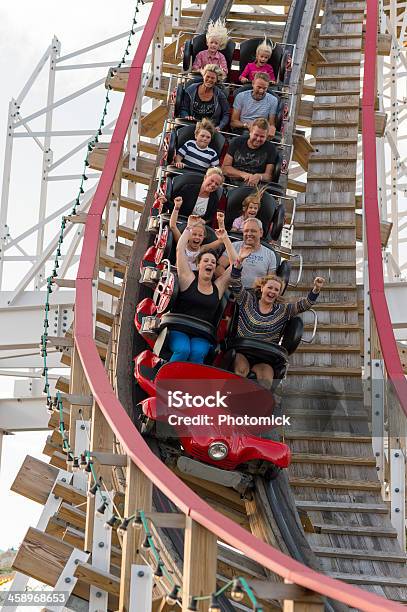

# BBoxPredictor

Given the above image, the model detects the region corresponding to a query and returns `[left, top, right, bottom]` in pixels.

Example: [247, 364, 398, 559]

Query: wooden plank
[295, 345, 360, 353]
[313, 88, 360, 95]
[307, 172, 357, 180]
[312, 524, 397, 537]
[291, 453, 375, 466]
[293, 133, 315, 170]
[53, 481, 87, 506]
[119, 195, 144, 213]
[328, 573, 407, 587]
[297, 501, 388, 513]
[58, 502, 86, 530]
[13, 527, 73, 587]
[140, 104, 169, 138]
[287, 178, 306, 192]
[11, 456, 59, 505]
[96, 308, 115, 327]
[356, 211, 392, 246]
[98, 278, 122, 298]
[56, 376, 70, 393]
[288, 366, 361, 376]
[50, 451, 69, 470]
[313, 547, 406, 562]
[117, 225, 137, 241]
[285, 431, 371, 442]
[74, 562, 120, 596]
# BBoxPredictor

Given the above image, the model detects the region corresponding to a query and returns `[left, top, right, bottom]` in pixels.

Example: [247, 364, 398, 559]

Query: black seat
[183, 33, 236, 75]
[167, 124, 225, 168]
[239, 38, 284, 84]
[225, 186, 277, 236]
[220, 302, 304, 380]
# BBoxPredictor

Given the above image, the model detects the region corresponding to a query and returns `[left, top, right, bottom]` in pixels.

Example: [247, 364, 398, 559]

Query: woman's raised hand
[173, 196, 183, 210]
[215, 228, 227, 240]
[216, 211, 225, 229]
[313, 276, 325, 292]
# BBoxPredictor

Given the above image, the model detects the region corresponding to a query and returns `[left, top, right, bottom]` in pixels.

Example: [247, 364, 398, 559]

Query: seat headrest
[225, 185, 277, 237]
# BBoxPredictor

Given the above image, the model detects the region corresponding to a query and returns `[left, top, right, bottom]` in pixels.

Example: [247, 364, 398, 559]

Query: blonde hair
[195, 117, 215, 138]
[251, 117, 270, 131]
[241, 185, 268, 214]
[202, 63, 225, 83]
[205, 167, 224, 181]
[254, 273, 285, 301]
[256, 41, 273, 59]
[206, 18, 228, 50]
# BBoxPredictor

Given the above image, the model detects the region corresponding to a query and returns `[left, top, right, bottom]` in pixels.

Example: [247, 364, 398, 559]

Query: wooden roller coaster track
[7, 0, 407, 610]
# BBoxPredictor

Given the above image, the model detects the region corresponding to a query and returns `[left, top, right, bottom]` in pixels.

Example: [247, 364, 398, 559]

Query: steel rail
[74, 0, 403, 609]
[363, 0, 407, 411]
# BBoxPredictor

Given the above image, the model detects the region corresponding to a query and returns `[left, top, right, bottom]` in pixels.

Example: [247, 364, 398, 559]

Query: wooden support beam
[85, 402, 114, 553]
[74, 562, 120, 596]
[53, 481, 87, 506]
[11, 456, 59, 504]
[119, 460, 153, 612]
[182, 518, 217, 612]
[355, 212, 392, 246]
[293, 133, 315, 170]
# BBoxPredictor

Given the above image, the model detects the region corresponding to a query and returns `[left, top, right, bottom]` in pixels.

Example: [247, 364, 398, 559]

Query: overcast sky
[0, 0, 146, 552]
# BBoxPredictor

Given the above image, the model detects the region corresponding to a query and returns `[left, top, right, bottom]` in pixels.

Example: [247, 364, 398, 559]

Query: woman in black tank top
[168, 215, 238, 364]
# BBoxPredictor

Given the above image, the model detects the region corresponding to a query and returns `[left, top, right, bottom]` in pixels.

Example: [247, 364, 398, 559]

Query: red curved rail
[74, 1, 404, 609]
[362, 0, 407, 410]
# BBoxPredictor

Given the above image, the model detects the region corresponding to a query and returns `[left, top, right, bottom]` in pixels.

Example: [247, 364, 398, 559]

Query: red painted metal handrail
[362, 0, 407, 410]
[73, 1, 404, 609]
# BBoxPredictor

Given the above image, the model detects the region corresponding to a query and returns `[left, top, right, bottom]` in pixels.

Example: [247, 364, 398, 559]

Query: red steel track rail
[73, 0, 404, 609]
[362, 0, 407, 410]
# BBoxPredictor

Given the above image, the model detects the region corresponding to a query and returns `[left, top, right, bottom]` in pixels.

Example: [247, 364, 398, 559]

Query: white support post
[371, 360, 385, 492]
[152, 18, 165, 91]
[172, 0, 181, 29]
[89, 490, 113, 612]
[35, 36, 61, 290]
[102, 199, 119, 313]
[73, 419, 90, 491]
[0, 99, 19, 289]
[389, 0, 400, 268]
[129, 565, 153, 612]
[390, 449, 406, 549]
[44, 549, 90, 612]
[126, 83, 144, 235]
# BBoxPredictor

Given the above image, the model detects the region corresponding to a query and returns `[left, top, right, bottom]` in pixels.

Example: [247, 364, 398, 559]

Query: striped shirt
[177, 140, 219, 172]
[230, 266, 319, 343]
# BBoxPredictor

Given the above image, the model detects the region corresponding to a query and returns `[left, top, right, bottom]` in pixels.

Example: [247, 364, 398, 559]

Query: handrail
[362, 0, 407, 411]
[73, 1, 403, 609]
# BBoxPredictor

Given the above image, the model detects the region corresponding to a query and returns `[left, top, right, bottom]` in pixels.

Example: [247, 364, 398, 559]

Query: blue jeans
[168, 330, 211, 364]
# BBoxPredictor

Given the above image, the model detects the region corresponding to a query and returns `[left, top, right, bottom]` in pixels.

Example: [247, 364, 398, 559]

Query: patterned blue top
[230, 265, 319, 343]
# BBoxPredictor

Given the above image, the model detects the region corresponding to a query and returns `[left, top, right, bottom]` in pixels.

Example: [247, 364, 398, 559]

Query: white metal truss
[0, 29, 146, 293]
